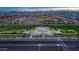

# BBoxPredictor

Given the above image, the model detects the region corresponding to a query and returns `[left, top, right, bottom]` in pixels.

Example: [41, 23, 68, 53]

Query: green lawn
[0, 24, 79, 33]
[0, 24, 78, 37]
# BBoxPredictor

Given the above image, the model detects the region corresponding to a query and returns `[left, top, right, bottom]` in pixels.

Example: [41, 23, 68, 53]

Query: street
[0, 37, 78, 51]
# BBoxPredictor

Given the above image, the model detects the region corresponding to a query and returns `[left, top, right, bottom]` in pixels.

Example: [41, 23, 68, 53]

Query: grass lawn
[0, 24, 79, 33]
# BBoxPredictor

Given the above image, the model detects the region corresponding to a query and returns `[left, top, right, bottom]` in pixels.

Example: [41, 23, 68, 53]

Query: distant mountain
[0, 7, 79, 20]
[0, 7, 79, 12]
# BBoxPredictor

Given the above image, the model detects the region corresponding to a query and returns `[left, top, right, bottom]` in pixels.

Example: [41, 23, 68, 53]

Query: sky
[0, 7, 79, 12]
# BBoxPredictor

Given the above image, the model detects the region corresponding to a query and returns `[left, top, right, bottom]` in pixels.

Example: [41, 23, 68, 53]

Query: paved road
[0, 37, 79, 41]
[0, 37, 79, 51]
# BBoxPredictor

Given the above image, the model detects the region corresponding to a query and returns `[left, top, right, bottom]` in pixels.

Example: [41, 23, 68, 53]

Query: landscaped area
[0, 24, 78, 38]
[0, 24, 79, 32]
